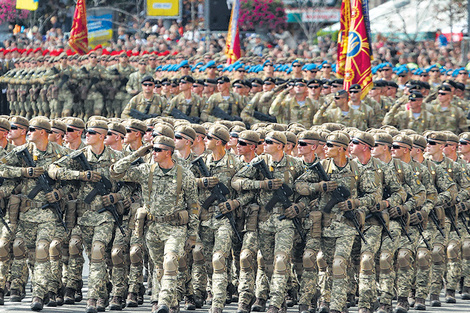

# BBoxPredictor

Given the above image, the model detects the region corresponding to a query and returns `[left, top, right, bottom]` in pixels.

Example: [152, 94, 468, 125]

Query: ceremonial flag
[336, 0, 350, 78]
[342, 0, 373, 99]
[225, 0, 241, 65]
[16, 0, 38, 11]
[68, 0, 89, 55]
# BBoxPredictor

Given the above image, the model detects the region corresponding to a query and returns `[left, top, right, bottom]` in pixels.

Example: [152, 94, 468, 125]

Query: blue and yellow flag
[342, 0, 373, 99]
[16, 0, 38, 11]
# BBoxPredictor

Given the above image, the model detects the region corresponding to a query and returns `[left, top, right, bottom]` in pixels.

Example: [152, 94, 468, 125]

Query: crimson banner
[68, 0, 89, 55]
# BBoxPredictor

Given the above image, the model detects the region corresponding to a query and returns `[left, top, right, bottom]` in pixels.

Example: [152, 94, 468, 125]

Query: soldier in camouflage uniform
[201, 77, 246, 123]
[122, 76, 163, 119]
[78, 51, 106, 120]
[194, 125, 251, 313]
[458, 132, 470, 299]
[48, 120, 127, 313]
[269, 79, 316, 128]
[294, 132, 378, 313]
[126, 58, 152, 98]
[313, 90, 367, 129]
[110, 136, 200, 313]
[425, 131, 470, 305]
[240, 78, 283, 125]
[163, 76, 204, 120]
[107, 52, 135, 118]
[428, 86, 467, 134]
[232, 131, 304, 313]
[0, 117, 70, 310]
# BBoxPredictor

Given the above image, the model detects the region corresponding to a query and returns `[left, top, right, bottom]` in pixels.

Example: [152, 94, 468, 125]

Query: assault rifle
[171, 108, 201, 124]
[253, 111, 277, 123]
[212, 107, 243, 122]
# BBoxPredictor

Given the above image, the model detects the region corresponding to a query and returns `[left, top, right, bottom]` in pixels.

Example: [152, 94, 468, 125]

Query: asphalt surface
[2, 281, 470, 313]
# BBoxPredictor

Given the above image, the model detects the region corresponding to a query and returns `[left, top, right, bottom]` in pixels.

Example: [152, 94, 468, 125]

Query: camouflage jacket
[164, 92, 203, 117]
[121, 92, 163, 119]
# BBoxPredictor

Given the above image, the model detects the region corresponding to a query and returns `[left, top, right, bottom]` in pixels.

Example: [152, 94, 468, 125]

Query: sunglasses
[155, 84, 162, 88]
[217, 81, 225, 84]
[430, 70, 439, 73]
[181, 66, 190, 69]
[179, 81, 189, 84]
[351, 139, 362, 145]
[86, 129, 99, 135]
[89, 56, 97, 59]
[252, 84, 261, 88]
[237, 140, 249, 146]
[149, 58, 156, 61]
[206, 135, 214, 140]
[10, 125, 19, 130]
[237, 70, 246, 73]
[142, 83, 154, 87]
[66, 127, 78, 133]
[126, 128, 137, 133]
[323, 86, 330, 89]
[459, 72, 467, 75]
[323, 66, 331, 69]
[265, 139, 277, 145]
[427, 140, 438, 145]
[334, 96, 346, 100]
[398, 75, 406, 78]
[438, 92, 449, 95]
[175, 134, 184, 140]
[391, 144, 404, 150]
[349, 90, 360, 94]
[234, 85, 244, 89]
[153, 147, 168, 153]
[258, 141, 264, 145]
[107, 131, 116, 136]
[28, 127, 38, 132]
[265, 64, 273, 67]
[295, 84, 306, 87]
[382, 68, 391, 71]
[326, 142, 338, 148]
[292, 64, 301, 67]
[162, 83, 171, 86]
[308, 85, 320, 89]
[298, 141, 313, 146]
[459, 141, 469, 145]
[192, 84, 200, 88]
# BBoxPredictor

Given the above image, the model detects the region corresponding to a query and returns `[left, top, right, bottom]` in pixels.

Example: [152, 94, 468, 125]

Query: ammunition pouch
[244, 204, 259, 232]
[309, 211, 322, 238]
[147, 210, 189, 226]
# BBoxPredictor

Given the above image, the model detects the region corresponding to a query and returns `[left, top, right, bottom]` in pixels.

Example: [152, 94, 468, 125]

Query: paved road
[2, 283, 470, 313]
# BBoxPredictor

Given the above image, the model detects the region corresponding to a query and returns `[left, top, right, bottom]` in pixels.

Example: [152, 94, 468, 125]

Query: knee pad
[274, 251, 288, 275]
[90, 241, 106, 263]
[69, 235, 83, 257]
[397, 249, 413, 270]
[111, 245, 125, 267]
[303, 249, 317, 271]
[192, 243, 204, 264]
[360, 251, 375, 275]
[49, 239, 62, 261]
[212, 250, 226, 274]
[36, 240, 50, 263]
[257, 250, 265, 270]
[379, 250, 393, 274]
[0, 238, 10, 262]
[432, 243, 446, 264]
[12, 237, 26, 260]
[130, 244, 143, 264]
[462, 239, 470, 260]
[240, 249, 254, 271]
[163, 252, 178, 276]
[447, 240, 461, 261]
[416, 247, 431, 270]
[317, 250, 327, 271]
[332, 256, 348, 279]
[178, 254, 187, 272]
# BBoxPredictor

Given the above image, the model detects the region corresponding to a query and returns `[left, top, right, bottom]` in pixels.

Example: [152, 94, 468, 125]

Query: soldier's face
[371, 143, 387, 158]
[218, 82, 229, 93]
[236, 140, 254, 155]
[85, 128, 104, 145]
[458, 141, 470, 154]
[443, 143, 457, 156]
[192, 84, 203, 94]
[7, 125, 24, 140]
[391, 143, 406, 158]
[144, 128, 154, 143]
[152, 145, 171, 162]
[251, 83, 262, 93]
[297, 141, 316, 157]
[264, 139, 283, 155]
[65, 127, 81, 142]
[263, 82, 274, 92]
[426, 141, 443, 155]
[179, 81, 191, 92]
[324, 142, 341, 159]
[175, 135, 190, 150]
[204, 135, 217, 151]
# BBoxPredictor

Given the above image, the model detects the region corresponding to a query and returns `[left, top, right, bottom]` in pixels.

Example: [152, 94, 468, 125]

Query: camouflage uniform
[106, 63, 135, 117]
[313, 105, 367, 130]
[428, 103, 467, 134]
[1, 141, 69, 300]
[269, 91, 317, 128]
[110, 148, 200, 308]
[382, 108, 436, 133]
[241, 89, 280, 125]
[121, 93, 163, 119]
[164, 93, 204, 118]
[48, 145, 124, 300]
[233, 153, 304, 310]
[201, 92, 245, 122]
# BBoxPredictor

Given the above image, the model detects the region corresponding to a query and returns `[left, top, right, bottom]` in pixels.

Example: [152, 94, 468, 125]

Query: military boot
[170, 303, 180, 313]
[376, 303, 392, 313]
[75, 280, 83, 302]
[127, 292, 138, 307]
[393, 296, 409, 313]
[226, 283, 236, 304]
[110, 296, 123, 310]
[408, 289, 415, 307]
[0, 288, 3, 305]
[358, 308, 370, 313]
[56, 286, 64, 306]
[194, 291, 205, 308]
[31, 296, 44, 311]
[266, 305, 279, 313]
[252, 298, 267, 312]
[86, 298, 97, 313]
[238, 302, 253, 313]
[184, 295, 196, 310]
[156, 304, 170, 313]
[462, 286, 470, 300]
[286, 288, 298, 307]
[211, 308, 223, 313]
[430, 293, 441, 307]
[298, 304, 309, 313]
[63, 287, 75, 305]
[9, 288, 22, 302]
[97, 297, 108, 312]
[318, 300, 330, 313]
[138, 284, 145, 305]
[414, 297, 426, 310]
[445, 289, 456, 303]
[46, 291, 57, 307]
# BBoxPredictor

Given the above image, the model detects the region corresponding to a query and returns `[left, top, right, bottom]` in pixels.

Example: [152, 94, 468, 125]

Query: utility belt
[258, 205, 284, 222]
[322, 211, 356, 228]
[147, 209, 189, 226]
[20, 197, 45, 212]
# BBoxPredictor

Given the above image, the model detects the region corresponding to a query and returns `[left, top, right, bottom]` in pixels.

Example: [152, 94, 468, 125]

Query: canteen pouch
[309, 210, 322, 238]
[134, 207, 148, 238]
[244, 204, 259, 232]
[173, 210, 189, 226]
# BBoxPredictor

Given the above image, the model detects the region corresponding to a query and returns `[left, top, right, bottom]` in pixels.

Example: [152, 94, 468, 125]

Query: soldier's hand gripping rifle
[72, 152, 125, 236]
[192, 157, 242, 243]
[310, 161, 368, 245]
[429, 208, 446, 238]
[16, 149, 67, 231]
[252, 159, 306, 244]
